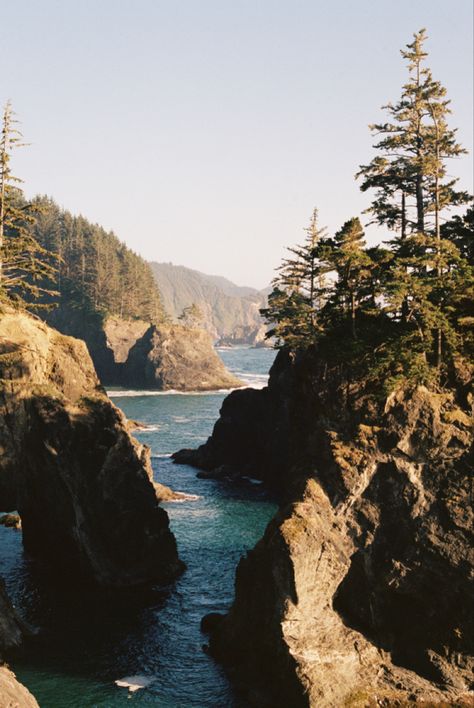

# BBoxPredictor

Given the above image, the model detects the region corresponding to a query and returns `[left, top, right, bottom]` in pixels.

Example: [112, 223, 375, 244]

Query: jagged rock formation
[0, 308, 182, 587]
[180, 349, 474, 706]
[0, 666, 38, 708]
[124, 323, 243, 391]
[150, 261, 270, 345]
[0, 580, 38, 707]
[216, 323, 272, 348]
[45, 308, 241, 390]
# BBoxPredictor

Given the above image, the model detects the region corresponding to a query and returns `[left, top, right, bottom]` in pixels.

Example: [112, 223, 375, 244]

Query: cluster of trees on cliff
[262, 29, 473, 391]
[0, 104, 164, 324]
[30, 197, 165, 322]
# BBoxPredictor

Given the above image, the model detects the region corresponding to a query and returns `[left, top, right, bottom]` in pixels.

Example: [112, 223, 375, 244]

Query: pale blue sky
[3, 0, 473, 288]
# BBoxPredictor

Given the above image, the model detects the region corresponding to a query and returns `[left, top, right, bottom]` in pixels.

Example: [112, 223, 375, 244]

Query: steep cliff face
[124, 323, 243, 391]
[0, 309, 182, 587]
[189, 350, 473, 706]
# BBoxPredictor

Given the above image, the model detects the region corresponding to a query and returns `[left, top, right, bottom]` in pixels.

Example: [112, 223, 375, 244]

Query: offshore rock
[44, 307, 242, 391]
[0, 308, 182, 587]
[201, 349, 474, 706]
[124, 323, 243, 391]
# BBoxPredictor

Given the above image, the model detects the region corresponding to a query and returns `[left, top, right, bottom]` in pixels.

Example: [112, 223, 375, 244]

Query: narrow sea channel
[0, 347, 277, 707]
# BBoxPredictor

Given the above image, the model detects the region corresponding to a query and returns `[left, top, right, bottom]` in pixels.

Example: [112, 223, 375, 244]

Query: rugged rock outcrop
[185, 349, 473, 706]
[173, 349, 292, 483]
[0, 580, 38, 707]
[124, 323, 243, 391]
[45, 307, 242, 390]
[0, 308, 182, 587]
[216, 324, 272, 348]
[0, 667, 38, 708]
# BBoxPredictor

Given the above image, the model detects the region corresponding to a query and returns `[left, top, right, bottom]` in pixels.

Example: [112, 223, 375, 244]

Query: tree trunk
[351, 291, 356, 338]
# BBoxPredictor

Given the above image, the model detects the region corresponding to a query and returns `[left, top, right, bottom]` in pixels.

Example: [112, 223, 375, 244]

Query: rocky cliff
[124, 323, 243, 391]
[0, 308, 182, 587]
[180, 349, 474, 706]
[45, 308, 241, 390]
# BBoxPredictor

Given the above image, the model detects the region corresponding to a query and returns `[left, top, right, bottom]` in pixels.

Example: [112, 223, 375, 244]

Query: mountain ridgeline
[150, 261, 270, 345]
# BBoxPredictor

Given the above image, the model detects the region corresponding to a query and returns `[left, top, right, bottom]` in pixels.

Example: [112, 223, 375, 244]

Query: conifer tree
[316, 218, 374, 339]
[0, 102, 57, 307]
[358, 30, 470, 368]
[261, 208, 327, 345]
[179, 303, 204, 328]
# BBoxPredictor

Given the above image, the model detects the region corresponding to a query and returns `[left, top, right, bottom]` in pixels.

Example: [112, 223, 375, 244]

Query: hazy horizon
[3, 0, 473, 289]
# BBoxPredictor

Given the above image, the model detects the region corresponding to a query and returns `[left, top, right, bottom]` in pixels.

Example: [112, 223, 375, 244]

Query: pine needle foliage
[264, 30, 473, 394]
[0, 102, 58, 309]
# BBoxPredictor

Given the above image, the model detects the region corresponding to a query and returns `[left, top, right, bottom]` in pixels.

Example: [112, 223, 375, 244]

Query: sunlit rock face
[199, 349, 473, 706]
[0, 308, 182, 587]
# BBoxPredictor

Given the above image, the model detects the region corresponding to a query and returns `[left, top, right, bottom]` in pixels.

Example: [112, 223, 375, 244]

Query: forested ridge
[29, 196, 165, 324]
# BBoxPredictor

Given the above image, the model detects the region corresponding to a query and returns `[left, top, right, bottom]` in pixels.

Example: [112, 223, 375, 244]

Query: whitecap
[134, 425, 161, 432]
[115, 675, 153, 692]
[166, 492, 201, 503]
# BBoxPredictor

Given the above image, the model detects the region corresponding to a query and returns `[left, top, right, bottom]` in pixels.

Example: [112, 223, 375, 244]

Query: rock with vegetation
[199, 348, 473, 707]
[124, 323, 243, 391]
[0, 307, 182, 587]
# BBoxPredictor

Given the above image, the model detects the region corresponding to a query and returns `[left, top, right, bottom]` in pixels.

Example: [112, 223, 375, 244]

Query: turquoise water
[0, 347, 277, 707]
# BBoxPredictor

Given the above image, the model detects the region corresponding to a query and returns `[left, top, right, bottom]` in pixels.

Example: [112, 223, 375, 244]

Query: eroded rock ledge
[182, 349, 473, 706]
[0, 308, 182, 587]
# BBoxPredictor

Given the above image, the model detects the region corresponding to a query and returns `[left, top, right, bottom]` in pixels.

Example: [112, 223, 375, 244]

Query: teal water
[0, 347, 277, 707]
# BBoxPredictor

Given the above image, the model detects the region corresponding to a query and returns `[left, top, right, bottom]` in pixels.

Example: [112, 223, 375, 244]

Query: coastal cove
[0, 347, 277, 707]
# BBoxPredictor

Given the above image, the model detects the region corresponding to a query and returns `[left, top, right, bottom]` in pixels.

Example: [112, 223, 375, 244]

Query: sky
[2, 0, 473, 289]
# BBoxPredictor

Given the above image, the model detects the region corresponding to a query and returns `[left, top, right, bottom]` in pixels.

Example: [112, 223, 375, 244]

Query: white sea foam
[166, 492, 201, 503]
[151, 453, 172, 459]
[115, 675, 153, 692]
[134, 424, 161, 432]
[107, 387, 248, 398]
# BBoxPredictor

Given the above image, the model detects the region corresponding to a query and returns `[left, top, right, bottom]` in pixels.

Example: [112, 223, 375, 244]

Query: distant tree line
[262, 30, 473, 393]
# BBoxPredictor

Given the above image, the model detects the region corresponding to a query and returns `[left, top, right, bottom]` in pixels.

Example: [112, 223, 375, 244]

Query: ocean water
[0, 347, 277, 707]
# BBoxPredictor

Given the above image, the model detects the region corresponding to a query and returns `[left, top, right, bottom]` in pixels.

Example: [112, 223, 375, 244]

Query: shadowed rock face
[0, 309, 182, 587]
[192, 349, 473, 706]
